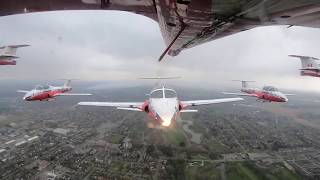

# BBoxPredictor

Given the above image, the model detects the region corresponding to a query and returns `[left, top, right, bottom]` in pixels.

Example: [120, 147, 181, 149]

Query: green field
[226, 162, 302, 180]
[185, 162, 221, 180]
[164, 128, 186, 147]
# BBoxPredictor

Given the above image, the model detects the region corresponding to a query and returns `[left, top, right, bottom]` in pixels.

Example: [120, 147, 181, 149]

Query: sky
[1, 10, 320, 92]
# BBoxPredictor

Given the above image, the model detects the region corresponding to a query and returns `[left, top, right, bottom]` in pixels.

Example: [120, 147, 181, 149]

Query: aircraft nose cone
[23, 93, 33, 101]
[158, 112, 176, 127]
[23, 96, 31, 101]
[283, 97, 288, 102]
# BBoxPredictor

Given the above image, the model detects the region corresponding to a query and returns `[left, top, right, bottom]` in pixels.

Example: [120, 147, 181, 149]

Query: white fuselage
[149, 97, 179, 126]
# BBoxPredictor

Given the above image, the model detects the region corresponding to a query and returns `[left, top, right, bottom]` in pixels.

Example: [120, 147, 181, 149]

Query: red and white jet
[0, 45, 29, 65]
[223, 80, 290, 103]
[289, 55, 320, 77]
[78, 86, 243, 127]
[17, 79, 92, 101]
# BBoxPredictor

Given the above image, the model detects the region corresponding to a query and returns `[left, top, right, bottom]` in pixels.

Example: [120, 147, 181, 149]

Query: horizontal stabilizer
[283, 94, 295, 96]
[138, 77, 181, 80]
[116, 107, 142, 111]
[0, 45, 30, 49]
[289, 55, 320, 60]
[16, 90, 29, 93]
[232, 80, 255, 82]
[0, 45, 30, 57]
[289, 55, 320, 69]
[180, 109, 198, 113]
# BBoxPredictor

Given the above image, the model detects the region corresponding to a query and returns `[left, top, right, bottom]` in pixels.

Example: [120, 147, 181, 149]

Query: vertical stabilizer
[63, 79, 72, 87]
[232, 80, 255, 88]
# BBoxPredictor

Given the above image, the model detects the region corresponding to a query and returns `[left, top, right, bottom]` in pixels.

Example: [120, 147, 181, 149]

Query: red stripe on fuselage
[0, 60, 16, 65]
[242, 89, 284, 102]
[30, 88, 70, 101]
[301, 70, 320, 77]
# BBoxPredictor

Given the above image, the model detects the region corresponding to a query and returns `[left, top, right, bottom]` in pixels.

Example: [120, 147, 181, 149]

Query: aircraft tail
[61, 79, 77, 87]
[0, 45, 29, 58]
[289, 55, 319, 70]
[232, 80, 255, 88]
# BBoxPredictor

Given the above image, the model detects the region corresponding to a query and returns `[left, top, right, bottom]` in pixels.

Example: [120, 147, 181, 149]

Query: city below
[1, 85, 320, 180]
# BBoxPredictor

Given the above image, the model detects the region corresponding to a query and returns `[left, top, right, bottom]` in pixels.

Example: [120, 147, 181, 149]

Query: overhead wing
[1, 1, 320, 58]
[54, 93, 92, 96]
[77, 102, 144, 111]
[16, 90, 29, 93]
[181, 98, 243, 107]
[222, 92, 258, 97]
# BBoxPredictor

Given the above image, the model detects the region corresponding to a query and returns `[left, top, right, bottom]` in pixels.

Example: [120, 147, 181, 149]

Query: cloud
[0, 11, 320, 92]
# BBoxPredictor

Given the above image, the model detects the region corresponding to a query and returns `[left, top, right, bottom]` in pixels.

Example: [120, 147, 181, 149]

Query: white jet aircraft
[78, 86, 243, 127]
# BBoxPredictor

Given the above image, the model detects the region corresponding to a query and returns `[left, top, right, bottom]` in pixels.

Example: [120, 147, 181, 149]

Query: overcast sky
[1, 10, 320, 92]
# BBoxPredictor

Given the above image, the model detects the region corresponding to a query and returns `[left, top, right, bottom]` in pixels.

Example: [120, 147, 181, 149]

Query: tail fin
[232, 80, 255, 88]
[289, 55, 320, 70]
[0, 45, 30, 58]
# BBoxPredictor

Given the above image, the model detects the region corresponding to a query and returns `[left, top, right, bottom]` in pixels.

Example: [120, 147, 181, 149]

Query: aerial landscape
[1, 84, 320, 179]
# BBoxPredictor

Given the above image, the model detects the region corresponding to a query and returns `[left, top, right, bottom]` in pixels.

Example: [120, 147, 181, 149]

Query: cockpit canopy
[150, 87, 177, 98]
[34, 85, 50, 90]
[262, 86, 278, 92]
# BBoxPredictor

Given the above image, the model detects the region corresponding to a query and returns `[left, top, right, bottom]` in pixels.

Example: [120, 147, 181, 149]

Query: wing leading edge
[77, 102, 145, 111]
[222, 92, 258, 97]
[181, 97, 243, 107]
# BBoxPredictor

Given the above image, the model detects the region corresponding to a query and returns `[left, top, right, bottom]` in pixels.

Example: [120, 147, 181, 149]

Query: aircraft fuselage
[23, 86, 71, 101]
[0, 59, 16, 65]
[241, 88, 288, 102]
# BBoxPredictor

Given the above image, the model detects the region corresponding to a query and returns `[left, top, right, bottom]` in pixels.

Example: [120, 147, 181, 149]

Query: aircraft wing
[222, 92, 259, 97]
[181, 98, 243, 107]
[78, 101, 144, 111]
[16, 90, 29, 93]
[54, 93, 92, 96]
